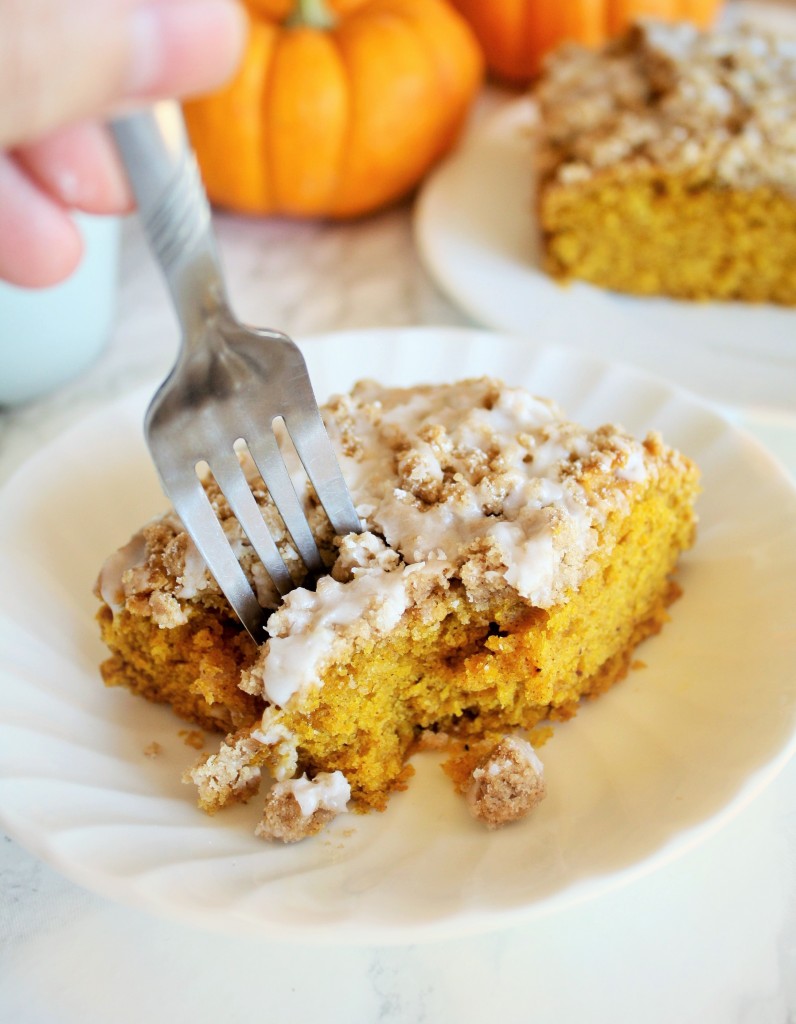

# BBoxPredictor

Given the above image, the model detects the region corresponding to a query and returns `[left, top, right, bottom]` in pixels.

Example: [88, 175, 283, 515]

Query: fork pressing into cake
[111, 103, 361, 643]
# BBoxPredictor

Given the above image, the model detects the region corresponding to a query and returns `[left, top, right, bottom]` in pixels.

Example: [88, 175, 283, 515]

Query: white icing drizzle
[260, 563, 420, 708]
[97, 530, 148, 611]
[174, 536, 208, 599]
[271, 771, 350, 818]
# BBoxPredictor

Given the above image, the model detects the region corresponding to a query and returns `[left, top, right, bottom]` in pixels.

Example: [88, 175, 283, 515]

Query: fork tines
[147, 354, 361, 643]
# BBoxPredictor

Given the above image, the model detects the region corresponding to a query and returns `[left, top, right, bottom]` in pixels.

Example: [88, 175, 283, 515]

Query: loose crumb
[255, 772, 351, 843]
[256, 791, 336, 844]
[466, 736, 547, 829]
[178, 729, 205, 750]
[413, 729, 453, 753]
[143, 741, 162, 758]
[528, 725, 554, 748]
[441, 735, 505, 792]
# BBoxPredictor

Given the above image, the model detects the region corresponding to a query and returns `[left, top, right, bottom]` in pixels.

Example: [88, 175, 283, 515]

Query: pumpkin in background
[449, 0, 724, 85]
[184, 0, 483, 218]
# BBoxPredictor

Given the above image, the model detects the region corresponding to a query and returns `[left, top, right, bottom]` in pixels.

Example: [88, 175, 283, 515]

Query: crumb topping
[466, 736, 547, 829]
[188, 730, 264, 810]
[327, 378, 651, 601]
[239, 379, 659, 710]
[255, 771, 350, 843]
[95, 465, 317, 625]
[535, 20, 796, 192]
[97, 379, 655, 637]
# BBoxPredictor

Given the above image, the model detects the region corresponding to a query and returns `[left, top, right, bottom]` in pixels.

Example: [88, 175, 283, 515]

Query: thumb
[0, 0, 247, 148]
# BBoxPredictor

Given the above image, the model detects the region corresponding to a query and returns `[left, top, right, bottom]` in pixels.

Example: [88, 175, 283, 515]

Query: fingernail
[126, 0, 246, 99]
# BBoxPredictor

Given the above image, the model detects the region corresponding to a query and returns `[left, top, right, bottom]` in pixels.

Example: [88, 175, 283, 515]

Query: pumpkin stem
[288, 0, 336, 29]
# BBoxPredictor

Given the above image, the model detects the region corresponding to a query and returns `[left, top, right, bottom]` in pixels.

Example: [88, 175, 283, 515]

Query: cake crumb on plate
[466, 736, 547, 829]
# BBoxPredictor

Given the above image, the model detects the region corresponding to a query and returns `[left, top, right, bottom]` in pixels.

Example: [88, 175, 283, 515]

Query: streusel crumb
[255, 792, 337, 843]
[536, 21, 796, 192]
[466, 737, 546, 829]
[255, 773, 350, 843]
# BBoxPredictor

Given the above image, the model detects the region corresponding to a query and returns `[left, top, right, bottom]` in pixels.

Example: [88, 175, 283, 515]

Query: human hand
[0, 0, 246, 288]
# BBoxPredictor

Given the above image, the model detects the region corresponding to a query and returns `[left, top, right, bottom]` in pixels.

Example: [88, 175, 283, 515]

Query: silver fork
[110, 103, 361, 643]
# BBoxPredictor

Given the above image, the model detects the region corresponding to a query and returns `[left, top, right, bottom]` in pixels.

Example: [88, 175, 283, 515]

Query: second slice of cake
[535, 20, 796, 304]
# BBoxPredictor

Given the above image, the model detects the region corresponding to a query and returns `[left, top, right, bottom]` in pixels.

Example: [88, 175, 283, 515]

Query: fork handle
[111, 103, 229, 338]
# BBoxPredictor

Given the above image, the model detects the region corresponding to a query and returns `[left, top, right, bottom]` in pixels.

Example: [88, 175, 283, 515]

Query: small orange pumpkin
[183, 0, 483, 218]
[449, 0, 724, 85]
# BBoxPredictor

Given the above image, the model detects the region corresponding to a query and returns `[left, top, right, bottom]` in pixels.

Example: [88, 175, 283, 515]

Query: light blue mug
[0, 213, 120, 406]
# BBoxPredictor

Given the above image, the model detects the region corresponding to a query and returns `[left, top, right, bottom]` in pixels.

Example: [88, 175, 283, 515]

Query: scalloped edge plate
[1, 326, 795, 944]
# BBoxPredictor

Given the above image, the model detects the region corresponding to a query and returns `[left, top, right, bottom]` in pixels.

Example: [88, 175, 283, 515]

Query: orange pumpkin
[449, 0, 724, 85]
[247, 0, 366, 16]
[184, 0, 483, 218]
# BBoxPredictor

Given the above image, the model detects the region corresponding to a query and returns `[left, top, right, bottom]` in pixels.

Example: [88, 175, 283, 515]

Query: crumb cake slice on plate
[96, 378, 699, 841]
[535, 20, 796, 304]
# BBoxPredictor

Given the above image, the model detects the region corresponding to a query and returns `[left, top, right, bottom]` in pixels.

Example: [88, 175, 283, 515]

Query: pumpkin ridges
[517, 0, 605, 79]
[560, 1, 605, 51]
[522, 0, 550, 80]
[266, 28, 349, 214]
[259, 28, 279, 214]
[450, 1, 524, 85]
[245, 0, 366, 20]
[323, 25, 357, 215]
[184, 16, 277, 212]
[326, 0, 367, 14]
[185, 0, 482, 217]
[524, 0, 605, 73]
[492, 0, 527, 80]
[330, 6, 443, 217]
[377, 0, 483, 163]
[247, 0, 293, 20]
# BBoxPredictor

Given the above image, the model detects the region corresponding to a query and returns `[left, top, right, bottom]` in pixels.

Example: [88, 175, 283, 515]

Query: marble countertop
[3, 6, 796, 1019]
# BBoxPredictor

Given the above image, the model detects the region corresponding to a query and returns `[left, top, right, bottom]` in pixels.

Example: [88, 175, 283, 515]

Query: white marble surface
[3, 5, 796, 1017]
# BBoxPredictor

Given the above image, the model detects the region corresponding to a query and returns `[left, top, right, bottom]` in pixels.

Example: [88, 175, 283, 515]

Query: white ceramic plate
[2, 327, 795, 944]
[414, 99, 796, 414]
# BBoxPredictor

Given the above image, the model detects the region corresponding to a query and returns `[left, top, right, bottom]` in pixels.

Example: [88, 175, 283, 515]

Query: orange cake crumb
[179, 729, 206, 750]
